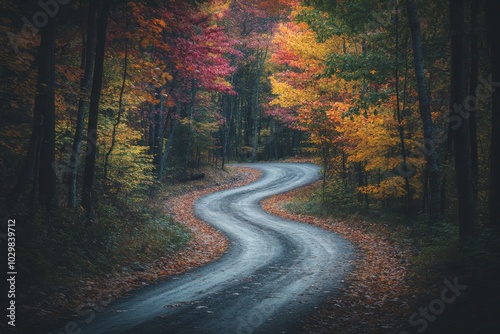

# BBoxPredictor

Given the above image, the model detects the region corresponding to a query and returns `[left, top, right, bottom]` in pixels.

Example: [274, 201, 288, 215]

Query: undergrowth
[285, 181, 500, 333]
[0, 164, 246, 333]
[6, 185, 190, 311]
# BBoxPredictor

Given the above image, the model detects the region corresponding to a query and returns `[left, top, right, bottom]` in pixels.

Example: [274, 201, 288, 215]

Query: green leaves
[325, 52, 392, 83]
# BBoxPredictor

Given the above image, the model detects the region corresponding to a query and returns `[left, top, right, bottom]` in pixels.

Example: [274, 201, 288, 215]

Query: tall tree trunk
[154, 88, 165, 179]
[405, 0, 442, 222]
[469, 0, 479, 200]
[184, 78, 197, 170]
[245, 93, 252, 151]
[38, 19, 57, 209]
[222, 93, 234, 169]
[394, 0, 411, 213]
[321, 143, 329, 202]
[485, 0, 500, 230]
[251, 82, 260, 162]
[12, 19, 57, 210]
[160, 116, 177, 179]
[68, 0, 97, 209]
[252, 46, 269, 162]
[236, 93, 243, 158]
[450, 0, 477, 237]
[82, 0, 111, 215]
[104, 39, 128, 180]
[148, 104, 155, 154]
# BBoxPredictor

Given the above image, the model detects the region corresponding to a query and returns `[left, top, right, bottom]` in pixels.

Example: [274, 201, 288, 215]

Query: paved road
[70, 163, 353, 334]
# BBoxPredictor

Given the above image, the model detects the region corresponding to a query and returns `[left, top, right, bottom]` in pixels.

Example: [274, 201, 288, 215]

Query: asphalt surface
[66, 163, 353, 334]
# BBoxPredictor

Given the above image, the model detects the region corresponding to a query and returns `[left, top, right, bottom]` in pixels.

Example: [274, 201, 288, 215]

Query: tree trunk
[469, 0, 479, 200]
[485, 0, 500, 230]
[405, 0, 442, 223]
[160, 104, 179, 180]
[450, 0, 477, 237]
[148, 104, 155, 154]
[154, 88, 165, 179]
[184, 78, 197, 170]
[104, 38, 128, 180]
[252, 46, 269, 162]
[12, 19, 57, 210]
[68, 0, 97, 208]
[236, 93, 243, 158]
[394, 1, 411, 213]
[82, 0, 111, 215]
[38, 20, 57, 209]
[251, 82, 260, 162]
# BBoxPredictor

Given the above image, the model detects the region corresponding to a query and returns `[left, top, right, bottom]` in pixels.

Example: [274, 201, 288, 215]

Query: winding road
[73, 163, 353, 334]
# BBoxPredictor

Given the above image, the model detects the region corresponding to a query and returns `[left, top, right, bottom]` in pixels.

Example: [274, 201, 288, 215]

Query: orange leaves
[261, 183, 417, 332]
[336, 108, 426, 200]
[126, 166, 261, 279]
[24, 166, 261, 329]
[269, 9, 354, 161]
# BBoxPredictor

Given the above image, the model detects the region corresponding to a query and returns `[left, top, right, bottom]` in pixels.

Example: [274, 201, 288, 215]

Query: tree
[405, 0, 442, 222]
[469, 0, 479, 200]
[82, 0, 112, 215]
[104, 33, 129, 180]
[485, 0, 500, 230]
[449, 0, 477, 237]
[12, 17, 57, 210]
[68, 0, 97, 208]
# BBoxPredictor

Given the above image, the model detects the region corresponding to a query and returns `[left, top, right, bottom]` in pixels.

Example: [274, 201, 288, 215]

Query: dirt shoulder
[27, 166, 261, 332]
[261, 181, 418, 333]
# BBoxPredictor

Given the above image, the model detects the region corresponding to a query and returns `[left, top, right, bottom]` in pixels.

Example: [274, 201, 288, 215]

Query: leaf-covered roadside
[162, 166, 261, 276]
[21, 166, 260, 333]
[261, 181, 418, 333]
[263, 181, 500, 333]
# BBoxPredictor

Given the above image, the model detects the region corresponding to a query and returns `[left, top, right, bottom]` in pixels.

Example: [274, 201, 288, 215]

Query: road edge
[261, 181, 416, 333]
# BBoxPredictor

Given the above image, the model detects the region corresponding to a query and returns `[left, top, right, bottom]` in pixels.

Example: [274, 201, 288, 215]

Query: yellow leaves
[269, 14, 357, 150]
[360, 177, 408, 199]
[199, 0, 230, 21]
[213, 77, 232, 91]
[331, 100, 427, 201]
[359, 174, 423, 200]
[98, 118, 155, 196]
[267, 5, 430, 204]
[269, 77, 310, 108]
[161, 72, 173, 83]
[272, 20, 330, 71]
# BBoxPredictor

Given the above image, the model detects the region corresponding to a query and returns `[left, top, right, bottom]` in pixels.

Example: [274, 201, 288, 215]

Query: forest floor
[262, 181, 417, 333]
[19, 165, 261, 333]
[262, 180, 500, 334]
[15, 162, 500, 334]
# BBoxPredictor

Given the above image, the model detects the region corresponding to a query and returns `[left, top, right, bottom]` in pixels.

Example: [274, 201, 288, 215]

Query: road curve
[71, 163, 353, 334]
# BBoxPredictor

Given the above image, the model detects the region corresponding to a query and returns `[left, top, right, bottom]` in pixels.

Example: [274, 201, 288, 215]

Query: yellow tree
[269, 9, 354, 197]
[269, 6, 427, 206]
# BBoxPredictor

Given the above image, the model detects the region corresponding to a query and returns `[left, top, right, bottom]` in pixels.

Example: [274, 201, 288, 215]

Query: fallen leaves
[261, 181, 417, 333]
[157, 166, 261, 278]
[24, 166, 261, 331]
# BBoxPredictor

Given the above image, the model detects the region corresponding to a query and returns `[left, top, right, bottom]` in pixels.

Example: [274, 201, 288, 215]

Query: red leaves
[130, 0, 241, 102]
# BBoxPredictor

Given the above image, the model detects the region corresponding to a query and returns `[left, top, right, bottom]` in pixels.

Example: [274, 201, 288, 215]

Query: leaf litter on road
[261, 181, 418, 333]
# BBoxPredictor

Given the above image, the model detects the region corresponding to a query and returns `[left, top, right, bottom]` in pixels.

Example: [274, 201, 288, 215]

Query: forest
[1, 0, 499, 333]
